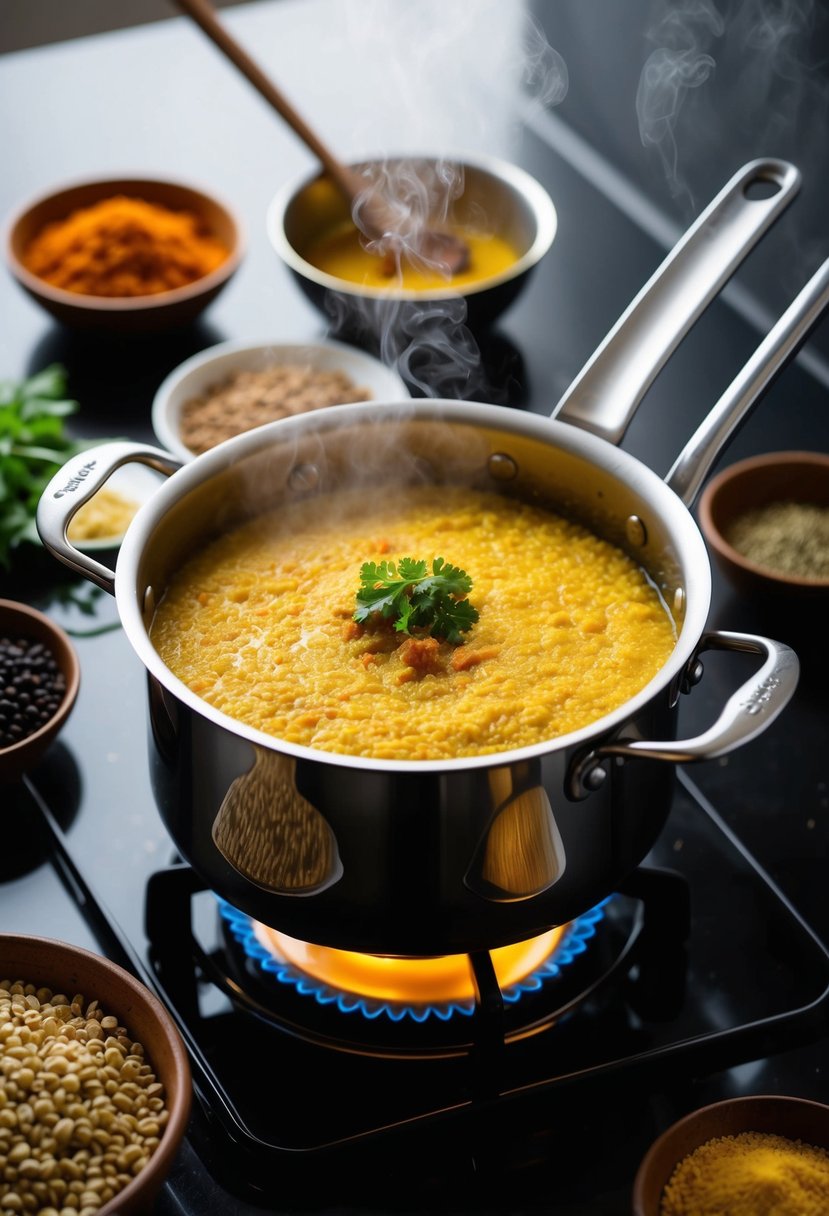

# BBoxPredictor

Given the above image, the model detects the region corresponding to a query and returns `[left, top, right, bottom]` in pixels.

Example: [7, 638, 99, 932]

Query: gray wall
[530, 0, 829, 355]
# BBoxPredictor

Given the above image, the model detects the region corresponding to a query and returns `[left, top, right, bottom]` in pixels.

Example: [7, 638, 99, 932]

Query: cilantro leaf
[0, 365, 86, 568]
[354, 556, 479, 642]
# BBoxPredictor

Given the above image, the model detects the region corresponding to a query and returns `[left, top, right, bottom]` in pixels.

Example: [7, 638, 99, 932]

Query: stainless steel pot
[38, 160, 829, 955]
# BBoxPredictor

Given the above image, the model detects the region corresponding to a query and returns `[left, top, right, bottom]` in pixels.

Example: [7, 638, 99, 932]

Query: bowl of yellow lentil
[5, 176, 243, 332]
[632, 1094, 829, 1216]
[698, 451, 829, 600]
[0, 934, 191, 1216]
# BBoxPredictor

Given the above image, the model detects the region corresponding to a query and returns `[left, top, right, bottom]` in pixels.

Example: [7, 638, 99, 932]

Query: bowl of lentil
[632, 1094, 829, 1216]
[5, 176, 243, 332]
[151, 337, 410, 461]
[0, 600, 80, 785]
[0, 933, 191, 1216]
[698, 450, 829, 599]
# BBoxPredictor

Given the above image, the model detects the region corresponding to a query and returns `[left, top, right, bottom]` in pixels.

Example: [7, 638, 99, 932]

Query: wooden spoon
[174, 0, 470, 275]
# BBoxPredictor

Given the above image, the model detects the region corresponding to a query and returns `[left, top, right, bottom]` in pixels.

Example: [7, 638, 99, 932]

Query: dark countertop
[2, 4, 829, 1213]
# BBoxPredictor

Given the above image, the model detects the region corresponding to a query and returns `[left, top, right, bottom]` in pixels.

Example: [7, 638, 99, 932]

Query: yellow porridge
[150, 486, 676, 761]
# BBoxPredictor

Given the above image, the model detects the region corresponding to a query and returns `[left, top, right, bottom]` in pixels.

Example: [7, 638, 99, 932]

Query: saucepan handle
[569, 631, 798, 797]
[552, 159, 800, 444]
[36, 440, 181, 596]
[666, 255, 829, 506]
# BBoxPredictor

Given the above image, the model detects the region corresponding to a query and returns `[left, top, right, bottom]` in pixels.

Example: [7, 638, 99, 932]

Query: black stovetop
[3, 4, 829, 1213]
[7, 768, 829, 1214]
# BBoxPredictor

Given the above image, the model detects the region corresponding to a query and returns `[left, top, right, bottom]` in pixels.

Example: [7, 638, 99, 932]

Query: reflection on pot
[212, 748, 343, 896]
[465, 764, 566, 901]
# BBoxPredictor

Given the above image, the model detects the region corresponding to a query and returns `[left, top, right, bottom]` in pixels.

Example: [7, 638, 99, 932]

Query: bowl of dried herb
[698, 450, 829, 600]
[0, 599, 80, 784]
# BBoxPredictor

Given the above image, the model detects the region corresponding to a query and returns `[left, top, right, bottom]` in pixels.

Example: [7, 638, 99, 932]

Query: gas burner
[218, 898, 608, 1024]
[215, 889, 644, 1057]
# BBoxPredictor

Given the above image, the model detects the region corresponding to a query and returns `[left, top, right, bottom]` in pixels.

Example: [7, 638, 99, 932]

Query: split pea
[1, 980, 169, 1216]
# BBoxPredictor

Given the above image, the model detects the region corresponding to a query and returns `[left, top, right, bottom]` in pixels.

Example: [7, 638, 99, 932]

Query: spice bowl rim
[0, 598, 80, 784]
[266, 147, 557, 305]
[631, 1093, 829, 1216]
[4, 173, 245, 327]
[0, 932, 192, 1216]
[698, 449, 829, 592]
[150, 334, 412, 461]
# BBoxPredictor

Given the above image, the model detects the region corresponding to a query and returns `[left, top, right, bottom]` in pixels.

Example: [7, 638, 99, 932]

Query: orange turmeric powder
[661, 1129, 829, 1215]
[22, 195, 229, 297]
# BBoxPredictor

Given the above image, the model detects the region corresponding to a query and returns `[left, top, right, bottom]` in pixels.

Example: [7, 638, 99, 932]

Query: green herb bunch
[0, 365, 84, 567]
[354, 556, 479, 645]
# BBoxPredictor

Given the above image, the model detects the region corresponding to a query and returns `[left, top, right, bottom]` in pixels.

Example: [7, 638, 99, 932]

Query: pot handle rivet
[681, 658, 705, 694]
[567, 754, 608, 801]
[488, 452, 518, 481]
[625, 515, 648, 547]
[287, 463, 320, 493]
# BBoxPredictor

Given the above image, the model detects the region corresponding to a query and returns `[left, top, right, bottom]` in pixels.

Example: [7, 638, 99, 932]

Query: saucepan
[37, 159, 829, 956]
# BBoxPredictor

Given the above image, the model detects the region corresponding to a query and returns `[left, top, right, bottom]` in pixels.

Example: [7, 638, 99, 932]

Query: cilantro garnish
[354, 556, 479, 645]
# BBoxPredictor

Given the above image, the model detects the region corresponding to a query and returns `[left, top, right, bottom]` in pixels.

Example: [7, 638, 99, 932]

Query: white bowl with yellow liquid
[267, 151, 556, 340]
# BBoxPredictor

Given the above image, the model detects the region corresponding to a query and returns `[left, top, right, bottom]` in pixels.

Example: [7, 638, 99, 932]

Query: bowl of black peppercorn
[0, 599, 80, 784]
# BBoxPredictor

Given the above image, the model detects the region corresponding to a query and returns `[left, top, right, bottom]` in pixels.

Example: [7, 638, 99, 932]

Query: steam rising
[637, 0, 828, 209]
[320, 1, 567, 402]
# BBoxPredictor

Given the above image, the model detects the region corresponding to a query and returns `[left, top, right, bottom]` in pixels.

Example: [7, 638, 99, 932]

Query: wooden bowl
[0, 933, 191, 1215]
[5, 176, 244, 332]
[0, 599, 80, 784]
[698, 450, 829, 599]
[632, 1094, 829, 1215]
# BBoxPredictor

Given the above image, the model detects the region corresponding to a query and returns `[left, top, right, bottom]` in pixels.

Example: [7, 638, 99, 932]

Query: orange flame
[252, 923, 567, 1004]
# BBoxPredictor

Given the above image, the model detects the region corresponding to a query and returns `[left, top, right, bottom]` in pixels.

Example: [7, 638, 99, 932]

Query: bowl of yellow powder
[5, 176, 244, 332]
[698, 451, 829, 601]
[632, 1094, 829, 1216]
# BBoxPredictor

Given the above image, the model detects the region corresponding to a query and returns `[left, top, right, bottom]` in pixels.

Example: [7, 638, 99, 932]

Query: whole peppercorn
[0, 634, 66, 749]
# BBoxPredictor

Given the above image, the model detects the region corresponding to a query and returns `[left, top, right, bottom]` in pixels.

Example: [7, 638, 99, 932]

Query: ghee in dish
[150, 486, 676, 761]
[302, 220, 518, 291]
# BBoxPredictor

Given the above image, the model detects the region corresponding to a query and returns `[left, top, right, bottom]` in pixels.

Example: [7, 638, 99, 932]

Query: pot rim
[118, 398, 711, 774]
[266, 147, 558, 303]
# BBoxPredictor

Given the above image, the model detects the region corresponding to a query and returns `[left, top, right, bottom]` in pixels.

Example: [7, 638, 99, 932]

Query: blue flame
[219, 899, 609, 1024]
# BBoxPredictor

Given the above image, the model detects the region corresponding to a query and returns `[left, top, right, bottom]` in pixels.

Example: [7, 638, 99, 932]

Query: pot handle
[551, 159, 800, 445]
[569, 631, 798, 798]
[36, 440, 181, 596]
[665, 255, 829, 506]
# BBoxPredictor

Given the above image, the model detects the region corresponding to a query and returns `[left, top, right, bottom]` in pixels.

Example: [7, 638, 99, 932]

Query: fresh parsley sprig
[0, 365, 85, 567]
[354, 556, 479, 645]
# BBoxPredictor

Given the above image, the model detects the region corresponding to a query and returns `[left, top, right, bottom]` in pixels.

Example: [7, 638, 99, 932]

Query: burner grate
[218, 897, 609, 1025]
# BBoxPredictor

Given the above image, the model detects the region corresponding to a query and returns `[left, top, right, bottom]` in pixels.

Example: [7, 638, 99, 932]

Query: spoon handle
[173, 0, 363, 203]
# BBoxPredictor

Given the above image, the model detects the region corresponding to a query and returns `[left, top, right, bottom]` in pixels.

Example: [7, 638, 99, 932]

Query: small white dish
[66, 464, 165, 552]
[151, 338, 410, 462]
